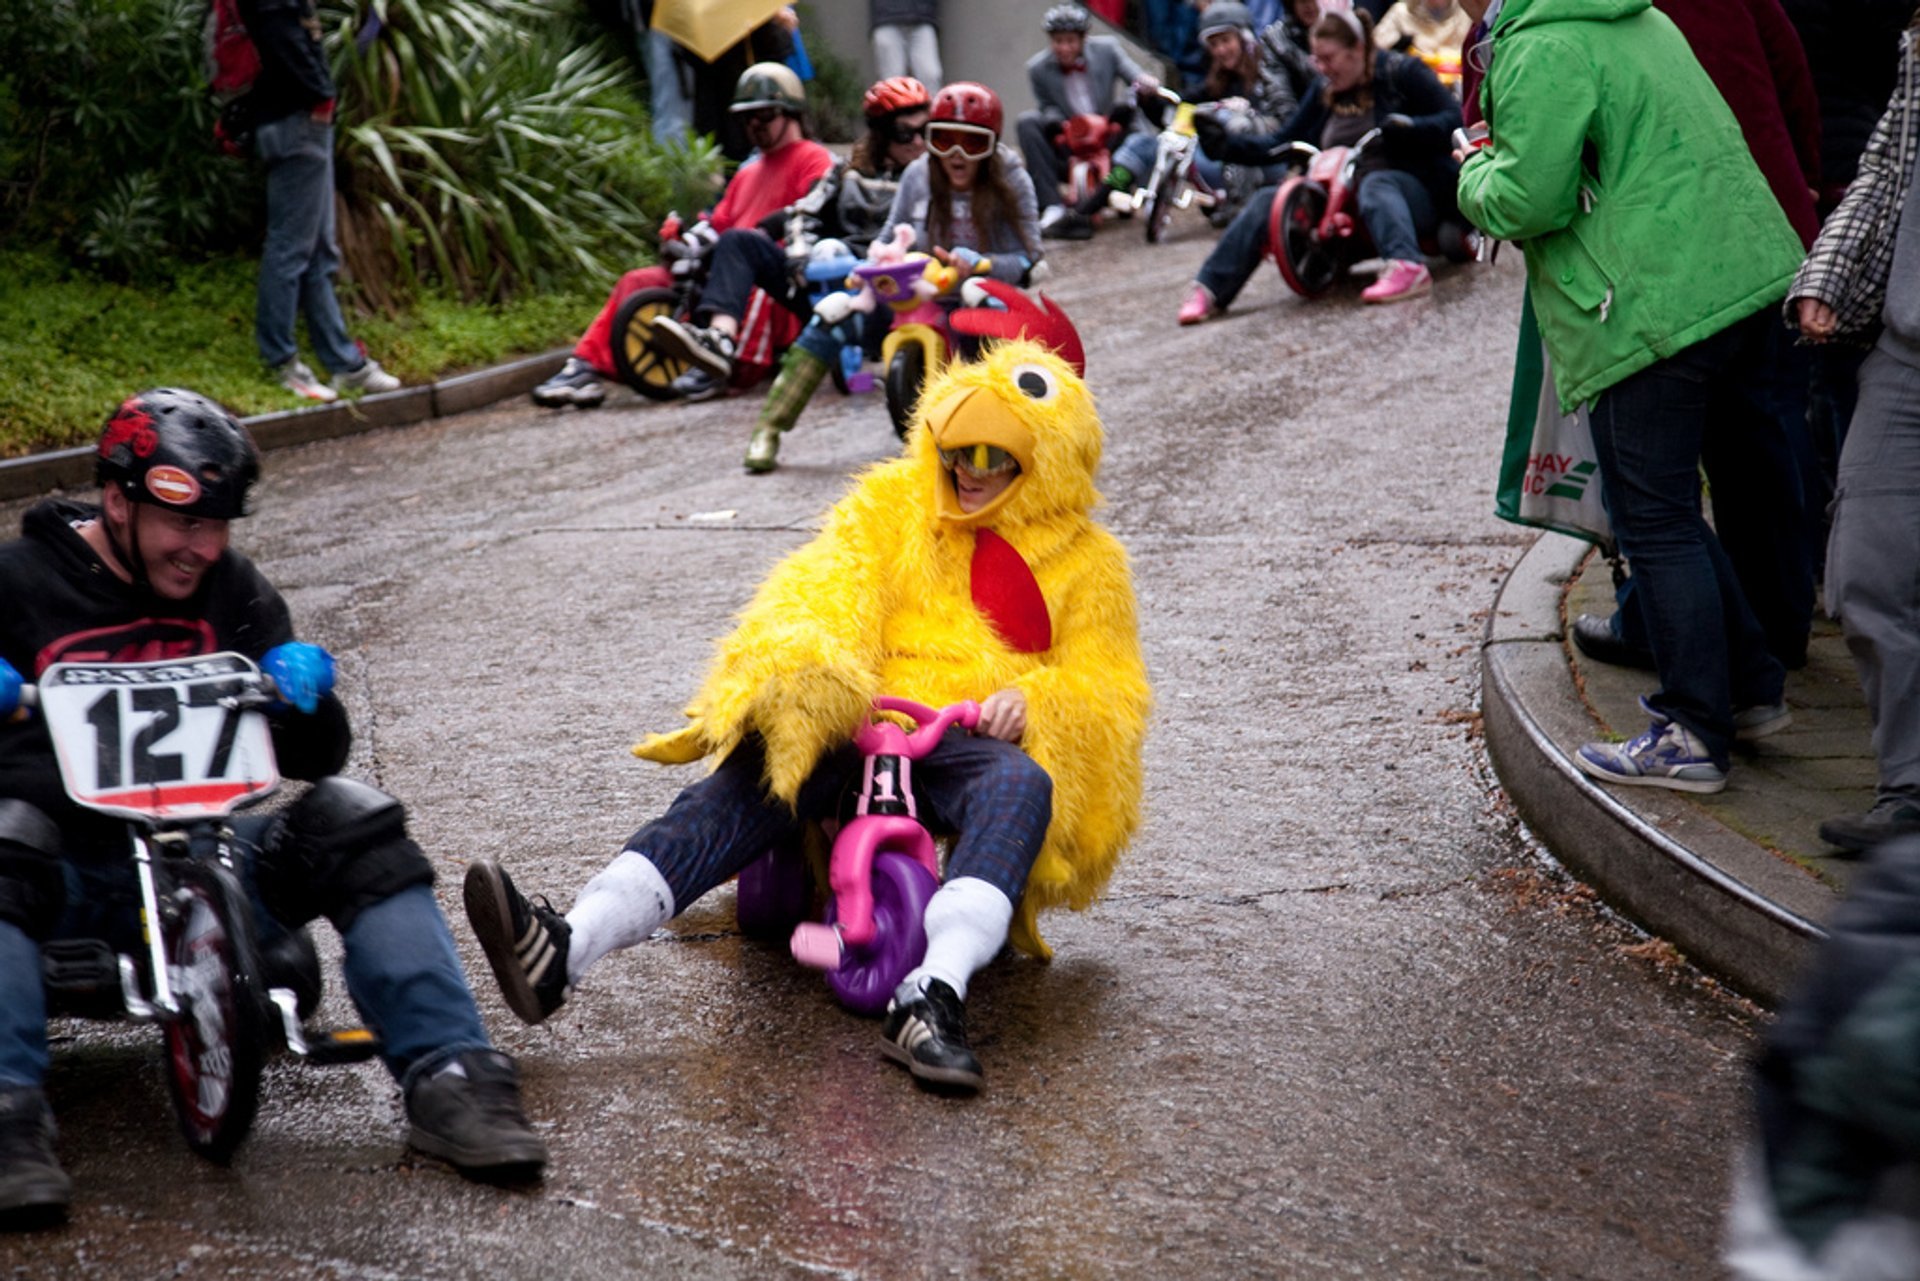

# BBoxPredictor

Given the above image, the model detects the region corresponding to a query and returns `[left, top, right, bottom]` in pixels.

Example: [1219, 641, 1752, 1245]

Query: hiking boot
[333, 350, 401, 395]
[669, 366, 725, 402]
[463, 861, 570, 1026]
[881, 978, 983, 1092]
[1361, 259, 1433, 304]
[274, 358, 338, 403]
[531, 357, 606, 408]
[1571, 612, 1655, 670]
[0, 1087, 70, 1229]
[1819, 797, 1920, 856]
[649, 317, 736, 381]
[405, 1050, 548, 1181]
[1177, 284, 1219, 327]
[1576, 720, 1726, 794]
[744, 424, 783, 473]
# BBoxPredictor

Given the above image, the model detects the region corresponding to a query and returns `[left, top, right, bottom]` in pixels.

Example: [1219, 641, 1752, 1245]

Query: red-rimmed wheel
[161, 864, 265, 1164]
[1270, 177, 1340, 299]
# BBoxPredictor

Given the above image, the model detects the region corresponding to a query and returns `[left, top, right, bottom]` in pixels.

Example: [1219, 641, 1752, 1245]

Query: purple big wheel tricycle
[737, 697, 980, 1015]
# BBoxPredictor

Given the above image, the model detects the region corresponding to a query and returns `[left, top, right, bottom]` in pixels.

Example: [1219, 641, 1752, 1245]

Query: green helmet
[731, 62, 806, 116]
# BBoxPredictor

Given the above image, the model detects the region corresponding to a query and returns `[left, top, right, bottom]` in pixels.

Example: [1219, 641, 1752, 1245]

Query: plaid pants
[625, 732, 1052, 909]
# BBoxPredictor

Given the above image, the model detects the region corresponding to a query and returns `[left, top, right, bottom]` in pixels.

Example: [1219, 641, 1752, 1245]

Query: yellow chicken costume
[634, 303, 1150, 958]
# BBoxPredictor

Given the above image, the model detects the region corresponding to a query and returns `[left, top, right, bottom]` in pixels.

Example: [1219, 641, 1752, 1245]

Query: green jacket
[1456, 0, 1804, 411]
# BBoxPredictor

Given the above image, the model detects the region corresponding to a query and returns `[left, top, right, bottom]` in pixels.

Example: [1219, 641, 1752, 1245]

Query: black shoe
[881, 979, 983, 1093]
[1818, 798, 1920, 856]
[1570, 612, 1656, 670]
[1042, 210, 1095, 241]
[406, 1050, 548, 1182]
[0, 1088, 70, 1230]
[463, 861, 571, 1026]
[531, 357, 606, 408]
[650, 317, 736, 381]
[668, 366, 725, 402]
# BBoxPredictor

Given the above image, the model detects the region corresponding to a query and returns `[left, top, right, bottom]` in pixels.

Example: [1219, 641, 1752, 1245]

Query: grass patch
[0, 248, 596, 458]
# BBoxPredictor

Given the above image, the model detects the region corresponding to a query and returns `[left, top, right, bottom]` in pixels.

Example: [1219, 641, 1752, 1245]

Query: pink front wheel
[822, 853, 938, 1015]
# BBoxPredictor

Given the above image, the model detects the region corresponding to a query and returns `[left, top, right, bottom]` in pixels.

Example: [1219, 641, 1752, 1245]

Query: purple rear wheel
[736, 844, 814, 940]
[825, 853, 938, 1015]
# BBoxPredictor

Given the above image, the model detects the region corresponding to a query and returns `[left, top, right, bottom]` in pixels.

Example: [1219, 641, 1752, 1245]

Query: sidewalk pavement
[1481, 532, 1876, 1006]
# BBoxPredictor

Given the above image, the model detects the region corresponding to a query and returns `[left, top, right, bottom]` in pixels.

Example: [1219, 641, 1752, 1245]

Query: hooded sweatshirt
[1456, 0, 1806, 410]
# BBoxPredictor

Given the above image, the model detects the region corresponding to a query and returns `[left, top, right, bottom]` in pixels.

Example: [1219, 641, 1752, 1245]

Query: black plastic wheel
[736, 844, 815, 940]
[1144, 165, 1182, 244]
[161, 862, 266, 1165]
[885, 343, 927, 440]
[1272, 179, 1339, 298]
[610, 286, 690, 400]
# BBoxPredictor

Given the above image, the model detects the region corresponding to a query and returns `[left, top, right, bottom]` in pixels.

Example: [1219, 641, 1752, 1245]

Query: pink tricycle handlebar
[852, 697, 981, 759]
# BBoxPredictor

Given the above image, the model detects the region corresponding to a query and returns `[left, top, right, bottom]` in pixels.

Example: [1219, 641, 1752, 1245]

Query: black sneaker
[881, 979, 983, 1092]
[463, 861, 571, 1025]
[0, 1088, 70, 1229]
[649, 317, 736, 380]
[668, 366, 725, 402]
[1042, 210, 1095, 241]
[1819, 798, 1920, 856]
[405, 1050, 548, 1181]
[531, 357, 606, 408]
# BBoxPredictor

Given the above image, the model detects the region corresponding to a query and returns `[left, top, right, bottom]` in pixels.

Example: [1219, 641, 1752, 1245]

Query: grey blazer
[1025, 36, 1148, 122]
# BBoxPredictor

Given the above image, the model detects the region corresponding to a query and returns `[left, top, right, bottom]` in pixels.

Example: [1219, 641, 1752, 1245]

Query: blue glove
[0, 658, 19, 719]
[261, 642, 335, 715]
[949, 247, 987, 273]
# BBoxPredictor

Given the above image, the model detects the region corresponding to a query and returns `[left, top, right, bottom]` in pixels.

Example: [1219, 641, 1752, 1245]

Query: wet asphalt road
[5, 220, 1760, 1279]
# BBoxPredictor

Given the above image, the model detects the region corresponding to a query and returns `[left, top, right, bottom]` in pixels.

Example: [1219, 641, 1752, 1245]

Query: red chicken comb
[949, 280, 1087, 377]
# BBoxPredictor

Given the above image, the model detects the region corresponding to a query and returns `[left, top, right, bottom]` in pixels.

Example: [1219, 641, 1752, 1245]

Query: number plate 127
[38, 653, 280, 820]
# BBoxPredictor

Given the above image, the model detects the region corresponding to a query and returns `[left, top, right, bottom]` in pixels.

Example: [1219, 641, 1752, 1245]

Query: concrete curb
[1480, 531, 1829, 1006]
[0, 348, 570, 504]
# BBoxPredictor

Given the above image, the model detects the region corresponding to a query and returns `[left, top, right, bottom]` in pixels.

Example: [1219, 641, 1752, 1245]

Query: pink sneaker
[1361, 260, 1432, 304]
[1177, 284, 1219, 326]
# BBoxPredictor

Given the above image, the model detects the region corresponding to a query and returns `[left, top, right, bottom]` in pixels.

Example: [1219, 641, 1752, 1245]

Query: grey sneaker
[405, 1050, 547, 1181]
[531, 357, 606, 408]
[1819, 797, 1920, 856]
[668, 366, 725, 402]
[334, 356, 400, 395]
[0, 1087, 70, 1229]
[649, 316, 736, 381]
[274, 358, 338, 403]
[1732, 701, 1793, 742]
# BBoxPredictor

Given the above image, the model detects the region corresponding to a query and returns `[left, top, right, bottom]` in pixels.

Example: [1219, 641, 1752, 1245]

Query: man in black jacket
[240, 0, 400, 403]
[0, 390, 545, 1229]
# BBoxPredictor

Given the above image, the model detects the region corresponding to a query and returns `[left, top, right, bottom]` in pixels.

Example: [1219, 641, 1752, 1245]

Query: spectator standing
[871, 0, 943, 94]
[1788, 20, 1920, 852]
[1455, 0, 1805, 794]
[239, 0, 400, 403]
[622, 0, 692, 144]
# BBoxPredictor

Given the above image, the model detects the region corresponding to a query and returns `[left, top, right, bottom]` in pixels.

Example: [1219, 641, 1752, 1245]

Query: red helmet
[931, 82, 1003, 139]
[864, 76, 930, 119]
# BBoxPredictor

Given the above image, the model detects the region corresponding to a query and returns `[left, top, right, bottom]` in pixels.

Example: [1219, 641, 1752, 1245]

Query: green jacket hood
[1495, 0, 1651, 35]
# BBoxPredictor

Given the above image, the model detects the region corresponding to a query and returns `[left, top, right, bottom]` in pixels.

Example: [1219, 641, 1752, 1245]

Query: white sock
[564, 850, 676, 984]
[896, 877, 1013, 1004]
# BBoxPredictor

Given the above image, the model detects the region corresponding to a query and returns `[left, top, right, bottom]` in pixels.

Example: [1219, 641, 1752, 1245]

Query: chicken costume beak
[924, 386, 1036, 524]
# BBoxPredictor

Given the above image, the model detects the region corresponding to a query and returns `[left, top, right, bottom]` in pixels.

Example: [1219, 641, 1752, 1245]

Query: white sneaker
[334, 357, 401, 395]
[275, 358, 338, 403]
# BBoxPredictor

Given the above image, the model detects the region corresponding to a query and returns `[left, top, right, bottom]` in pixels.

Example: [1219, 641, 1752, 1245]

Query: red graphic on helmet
[100, 403, 159, 461]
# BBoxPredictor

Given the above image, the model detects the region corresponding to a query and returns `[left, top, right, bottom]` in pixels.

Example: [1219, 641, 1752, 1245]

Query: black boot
[0, 1087, 70, 1229]
[406, 1050, 549, 1182]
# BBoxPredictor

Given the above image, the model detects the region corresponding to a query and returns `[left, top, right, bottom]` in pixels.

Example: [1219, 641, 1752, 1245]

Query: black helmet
[731, 62, 807, 116]
[1043, 3, 1091, 33]
[97, 388, 260, 520]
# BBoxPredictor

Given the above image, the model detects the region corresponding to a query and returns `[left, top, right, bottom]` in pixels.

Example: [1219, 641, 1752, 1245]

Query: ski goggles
[926, 123, 997, 161]
[939, 444, 1021, 478]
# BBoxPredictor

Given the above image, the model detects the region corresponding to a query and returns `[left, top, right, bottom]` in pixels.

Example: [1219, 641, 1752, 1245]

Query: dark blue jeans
[1196, 184, 1279, 307]
[1195, 170, 1435, 305]
[698, 229, 805, 326]
[254, 114, 363, 373]
[625, 732, 1052, 910]
[1588, 313, 1787, 765]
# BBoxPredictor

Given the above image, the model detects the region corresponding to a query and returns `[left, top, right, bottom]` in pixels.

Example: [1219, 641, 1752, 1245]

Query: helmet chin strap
[103, 488, 153, 595]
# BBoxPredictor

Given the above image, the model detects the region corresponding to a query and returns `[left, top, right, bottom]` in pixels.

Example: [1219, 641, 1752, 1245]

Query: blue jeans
[625, 732, 1052, 911]
[1355, 169, 1436, 263]
[645, 28, 690, 144]
[698, 229, 803, 326]
[1196, 184, 1279, 306]
[254, 114, 364, 374]
[1587, 314, 1787, 764]
[0, 841, 489, 1090]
